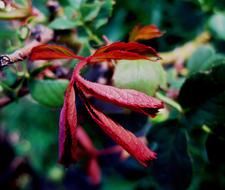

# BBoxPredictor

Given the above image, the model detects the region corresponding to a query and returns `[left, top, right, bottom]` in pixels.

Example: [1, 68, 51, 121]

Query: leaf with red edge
[91, 42, 160, 62]
[87, 158, 101, 185]
[74, 61, 163, 117]
[82, 98, 157, 167]
[91, 50, 150, 62]
[77, 127, 97, 155]
[59, 82, 77, 166]
[30, 44, 84, 61]
[129, 24, 164, 42]
[93, 42, 156, 55]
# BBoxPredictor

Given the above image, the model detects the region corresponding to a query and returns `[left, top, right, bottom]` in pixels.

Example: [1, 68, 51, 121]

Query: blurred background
[1, 0, 225, 189]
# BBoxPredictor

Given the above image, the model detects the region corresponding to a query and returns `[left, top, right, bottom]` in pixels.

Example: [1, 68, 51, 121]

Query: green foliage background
[1, 0, 225, 189]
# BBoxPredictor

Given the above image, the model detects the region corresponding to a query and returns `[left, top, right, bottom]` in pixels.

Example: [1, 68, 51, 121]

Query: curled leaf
[91, 50, 150, 62]
[129, 24, 164, 42]
[30, 44, 84, 61]
[83, 99, 157, 167]
[74, 62, 163, 117]
[74, 61, 163, 117]
[79, 78, 163, 116]
[59, 82, 77, 166]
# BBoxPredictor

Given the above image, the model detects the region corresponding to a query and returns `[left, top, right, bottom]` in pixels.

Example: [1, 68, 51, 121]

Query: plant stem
[159, 31, 211, 65]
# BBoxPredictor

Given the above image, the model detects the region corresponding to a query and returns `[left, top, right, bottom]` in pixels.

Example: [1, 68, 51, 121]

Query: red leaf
[87, 158, 101, 185]
[91, 42, 160, 62]
[74, 61, 163, 117]
[74, 61, 163, 116]
[91, 50, 149, 62]
[83, 99, 157, 167]
[59, 82, 77, 166]
[30, 44, 84, 61]
[129, 24, 164, 42]
[77, 127, 97, 155]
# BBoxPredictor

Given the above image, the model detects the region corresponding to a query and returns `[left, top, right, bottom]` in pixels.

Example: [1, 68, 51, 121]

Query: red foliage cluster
[30, 41, 164, 168]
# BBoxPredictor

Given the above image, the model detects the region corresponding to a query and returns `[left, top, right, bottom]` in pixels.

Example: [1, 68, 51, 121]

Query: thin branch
[0, 24, 54, 108]
[0, 30, 211, 108]
[159, 31, 211, 65]
[0, 25, 54, 68]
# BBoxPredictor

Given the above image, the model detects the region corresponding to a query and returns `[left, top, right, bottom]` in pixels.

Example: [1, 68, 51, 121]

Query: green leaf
[80, 2, 102, 22]
[0, 97, 59, 171]
[187, 45, 215, 75]
[92, 0, 114, 29]
[208, 13, 225, 40]
[113, 60, 167, 96]
[147, 120, 192, 190]
[49, 17, 77, 30]
[29, 79, 69, 108]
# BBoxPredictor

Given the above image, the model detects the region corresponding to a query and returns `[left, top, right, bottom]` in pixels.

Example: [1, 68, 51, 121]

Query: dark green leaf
[179, 64, 225, 189]
[185, 126, 209, 190]
[147, 120, 192, 190]
[179, 64, 225, 127]
[206, 124, 225, 164]
[113, 60, 167, 96]
[29, 79, 69, 108]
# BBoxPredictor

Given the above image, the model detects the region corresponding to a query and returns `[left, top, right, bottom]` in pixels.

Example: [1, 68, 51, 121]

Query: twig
[159, 31, 211, 65]
[0, 25, 54, 68]
[0, 24, 53, 108]
[0, 30, 211, 108]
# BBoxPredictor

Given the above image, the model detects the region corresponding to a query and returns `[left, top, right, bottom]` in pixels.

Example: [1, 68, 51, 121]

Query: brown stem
[159, 31, 211, 65]
[0, 25, 54, 68]
[0, 24, 53, 108]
